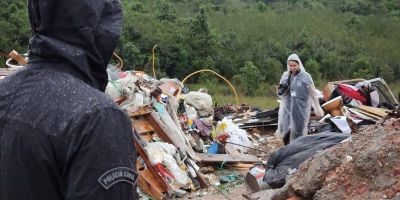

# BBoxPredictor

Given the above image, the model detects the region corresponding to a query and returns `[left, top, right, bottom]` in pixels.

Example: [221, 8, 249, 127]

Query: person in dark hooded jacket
[0, 0, 138, 199]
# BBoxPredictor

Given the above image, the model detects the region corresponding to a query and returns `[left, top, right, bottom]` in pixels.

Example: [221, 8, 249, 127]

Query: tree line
[1, 0, 399, 95]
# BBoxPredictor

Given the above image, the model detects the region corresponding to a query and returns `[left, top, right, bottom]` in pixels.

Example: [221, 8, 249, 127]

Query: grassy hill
[1, 0, 399, 100]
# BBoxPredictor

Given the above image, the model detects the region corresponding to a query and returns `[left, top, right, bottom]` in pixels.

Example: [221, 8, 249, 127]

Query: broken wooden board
[348, 108, 379, 122]
[115, 96, 127, 105]
[352, 108, 382, 120]
[188, 169, 210, 188]
[138, 169, 166, 200]
[195, 153, 259, 163]
[357, 105, 389, 118]
[132, 119, 154, 134]
[226, 163, 254, 171]
[225, 143, 244, 156]
[133, 140, 171, 196]
[139, 133, 153, 142]
[130, 107, 209, 192]
[129, 105, 153, 117]
[9, 50, 27, 65]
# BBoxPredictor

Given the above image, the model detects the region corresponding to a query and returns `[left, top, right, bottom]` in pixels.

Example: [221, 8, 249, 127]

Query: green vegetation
[1, 0, 399, 100]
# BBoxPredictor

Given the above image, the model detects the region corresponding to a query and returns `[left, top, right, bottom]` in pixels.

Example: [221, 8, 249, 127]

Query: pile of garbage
[104, 65, 261, 199]
[3, 51, 400, 199]
[313, 78, 398, 134]
[245, 78, 399, 200]
[103, 64, 400, 199]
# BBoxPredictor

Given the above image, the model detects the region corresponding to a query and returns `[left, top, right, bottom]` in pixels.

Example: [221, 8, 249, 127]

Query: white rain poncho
[275, 54, 324, 141]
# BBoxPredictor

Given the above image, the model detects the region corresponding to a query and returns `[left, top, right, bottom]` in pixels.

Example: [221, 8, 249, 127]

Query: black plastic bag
[263, 132, 350, 188]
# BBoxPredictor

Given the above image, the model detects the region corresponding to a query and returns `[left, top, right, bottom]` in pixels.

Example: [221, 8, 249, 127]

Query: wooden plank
[144, 114, 175, 145]
[348, 108, 379, 122]
[195, 153, 259, 163]
[195, 170, 210, 188]
[138, 169, 166, 200]
[353, 108, 382, 120]
[140, 133, 153, 142]
[185, 159, 210, 188]
[357, 105, 388, 117]
[9, 50, 27, 65]
[129, 106, 153, 117]
[115, 96, 127, 105]
[132, 119, 154, 134]
[131, 109, 209, 190]
[134, 140, 170, 195]
[226, 163, 254, 171]
[225, 143, 244, 156]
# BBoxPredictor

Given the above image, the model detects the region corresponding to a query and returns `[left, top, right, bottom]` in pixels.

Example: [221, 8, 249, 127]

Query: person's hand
[274, 85, 280, 97]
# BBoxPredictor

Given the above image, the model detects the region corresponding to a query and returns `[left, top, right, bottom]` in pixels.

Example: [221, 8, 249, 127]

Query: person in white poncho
[275, 54, 324, 145]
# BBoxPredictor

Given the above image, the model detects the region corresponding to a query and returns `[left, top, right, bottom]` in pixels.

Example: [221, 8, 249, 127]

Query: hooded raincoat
[0, 0, 138, 199]
[275, 54, 323, 142]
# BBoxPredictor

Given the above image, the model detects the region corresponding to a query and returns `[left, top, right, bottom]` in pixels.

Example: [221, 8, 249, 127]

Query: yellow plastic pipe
[152, 44, 158, 78]
[181, 69, 240, 105]
[113, 52, 124, 71]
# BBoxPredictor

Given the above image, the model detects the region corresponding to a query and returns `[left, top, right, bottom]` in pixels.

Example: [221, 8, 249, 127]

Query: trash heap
[104, 66, 261, 199]
[267, 116, 400, 200]
[3, 50, 399, 199]
[311, 78, 398, 135]
[246, 78, 399, 200]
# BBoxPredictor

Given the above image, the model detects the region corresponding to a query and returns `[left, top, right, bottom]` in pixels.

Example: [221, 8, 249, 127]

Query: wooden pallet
[130, 105, 209, 199]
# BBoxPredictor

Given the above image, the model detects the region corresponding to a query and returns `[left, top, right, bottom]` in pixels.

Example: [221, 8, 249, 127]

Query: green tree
[260, 58, 283, 84]
[256, 2, 268, 12]
[154, 0, 177, 21]
[234, 61, 264, 96]
[305, 59, 321, 82]
[351, 56, 375, 79]
[378, 64, 395, 81]
[187, 6, 215, 71]
[131, 1, 144, 12]
[0, 0, 30, 64]
[320, 52, 343, 80]
[121, 42, 146, 70]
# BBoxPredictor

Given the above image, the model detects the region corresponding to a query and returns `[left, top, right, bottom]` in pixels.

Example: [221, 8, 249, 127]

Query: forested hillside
[1, 0, 399, 95]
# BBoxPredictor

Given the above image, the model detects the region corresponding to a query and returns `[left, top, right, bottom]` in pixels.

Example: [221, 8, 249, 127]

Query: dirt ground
[184, 180, 248, 200]
[272, 117, 400, 200]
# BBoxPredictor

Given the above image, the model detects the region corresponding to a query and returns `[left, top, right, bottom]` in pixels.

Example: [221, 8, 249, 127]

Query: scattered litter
[220, 172, 241, 183]
[245, 166, 268, 193]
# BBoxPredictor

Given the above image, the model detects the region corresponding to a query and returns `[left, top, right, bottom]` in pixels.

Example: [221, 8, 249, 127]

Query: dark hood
[27, 0, 123, 91]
